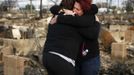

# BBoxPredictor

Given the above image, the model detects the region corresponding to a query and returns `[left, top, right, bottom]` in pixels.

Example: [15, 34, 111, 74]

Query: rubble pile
[0, 12, 134, 75]
[0, 12, 50, 75]
[99, 50, 134, 75]
[24, 59, 47, 75]
[127, 43, 134, 58]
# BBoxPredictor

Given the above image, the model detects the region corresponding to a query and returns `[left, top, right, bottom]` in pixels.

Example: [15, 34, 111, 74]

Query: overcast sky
[93, 0, 126, 7]
[0, 0, 126, 8]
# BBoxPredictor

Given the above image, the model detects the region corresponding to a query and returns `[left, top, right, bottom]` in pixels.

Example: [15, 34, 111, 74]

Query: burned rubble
[0, 11, 134, 75]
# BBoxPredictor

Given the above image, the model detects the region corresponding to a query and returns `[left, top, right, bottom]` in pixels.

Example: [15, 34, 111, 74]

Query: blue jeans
[81, 56, 100, 75]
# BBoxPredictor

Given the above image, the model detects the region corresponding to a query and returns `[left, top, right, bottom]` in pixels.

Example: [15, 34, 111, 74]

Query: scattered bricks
[111, 43, 127, 63]
[125, 30, 134, 43]
[3, 55, 25, 75]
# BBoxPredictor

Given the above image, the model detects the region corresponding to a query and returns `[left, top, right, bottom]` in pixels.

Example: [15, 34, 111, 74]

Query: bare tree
[122, 0, 134, 13]
[29, 0, 37, 14]
[0, 0, 17, 12]
[39, 0, 43, 18]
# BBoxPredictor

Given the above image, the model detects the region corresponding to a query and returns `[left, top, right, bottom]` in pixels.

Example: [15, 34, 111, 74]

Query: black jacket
[56, 4, 100, 61]
[44, 23, 83, 60]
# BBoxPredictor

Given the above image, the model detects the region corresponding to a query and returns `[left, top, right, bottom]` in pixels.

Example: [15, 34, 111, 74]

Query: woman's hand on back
[50, 15, 58, 25]
[63, 9, 75, 16]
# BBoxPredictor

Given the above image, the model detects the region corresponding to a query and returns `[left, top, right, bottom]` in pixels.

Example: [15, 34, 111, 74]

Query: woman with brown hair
[43, 0, 81, 75]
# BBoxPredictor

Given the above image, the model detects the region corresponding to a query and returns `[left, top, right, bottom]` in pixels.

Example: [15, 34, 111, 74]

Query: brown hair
[60, 0, 76, 10]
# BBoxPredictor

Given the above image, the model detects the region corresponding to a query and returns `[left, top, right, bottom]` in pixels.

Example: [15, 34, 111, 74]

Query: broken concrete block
[111, 42, 127, 62]
[12, 29, 21, 39]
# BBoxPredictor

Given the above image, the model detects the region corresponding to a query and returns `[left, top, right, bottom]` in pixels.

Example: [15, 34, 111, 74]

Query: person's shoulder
[91, 4, 98, 9]
[84, 4, 98, 15]
[50, 5, 62, 15]
[90, 4, 98, 15]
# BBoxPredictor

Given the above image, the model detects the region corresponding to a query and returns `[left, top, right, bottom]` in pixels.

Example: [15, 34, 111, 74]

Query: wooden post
[125, 30, 134, 43]
[111, 42, 127, 63]
[3, 55, 25, 75]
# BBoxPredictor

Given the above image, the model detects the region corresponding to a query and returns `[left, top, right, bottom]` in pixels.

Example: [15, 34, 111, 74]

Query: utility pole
[30, 0, 32, 14]
[107, 0, 109, 12]
[39, 0, 43, 19]
[100, 0, 102, 8]
[109, 0, 112, 7]
[7, 0, 10, 12]
[118, 0, 119, 9]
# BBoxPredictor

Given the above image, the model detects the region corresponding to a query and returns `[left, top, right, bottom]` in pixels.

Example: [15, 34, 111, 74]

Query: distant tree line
[19, 4, 35, 11]
[0, 0, 36, 12]
[123, 0, 134, 13]
[95, 0, 134, 13]
[0, 0, 17, 11]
